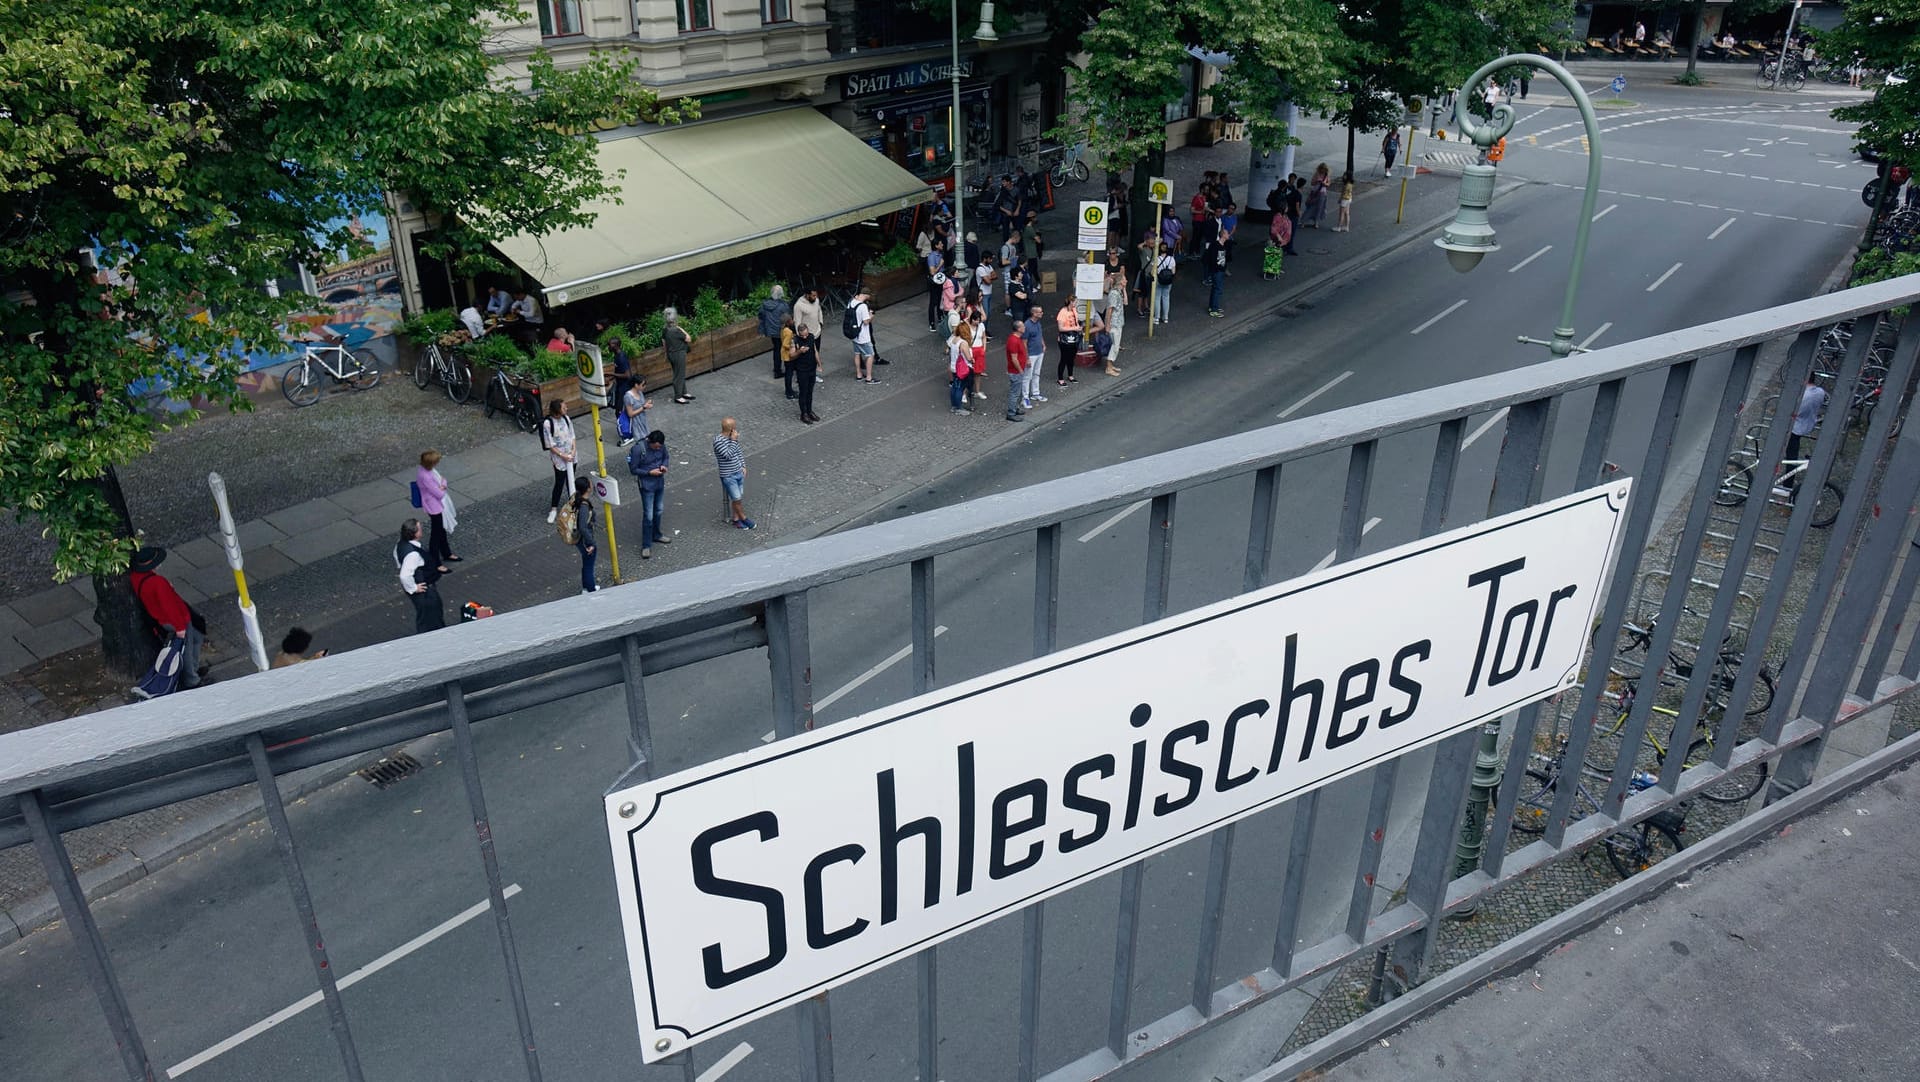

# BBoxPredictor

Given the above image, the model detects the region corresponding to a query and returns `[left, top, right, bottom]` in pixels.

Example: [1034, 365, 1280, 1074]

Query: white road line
[1311, 518, 1383, 573]
[1410, 300, 1468, 335]
[815, 626, 950, 712]
[1709, 217, 1737, 240]
[697, 1042, 756, 1082]
[1578, 322, 1614, 351]
[1646, 262, 1684, 293]
[1592, 204, 1617, 222]
[1508, 245, 1553, 273]
[1462, 409, 1510, 450]
[169, 885, 526, 1078]
[1076, 500, 1149, 543]
[1276, 370, 1354, 419]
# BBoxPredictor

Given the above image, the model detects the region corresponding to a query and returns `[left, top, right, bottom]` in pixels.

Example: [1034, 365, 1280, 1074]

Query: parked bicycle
[281, 337, 380, 407]
[1756, 54, 1808, 90]
[482, 367, 541, 432]
[1715, 448, 1844, 527]
[413, 340, 474, 404]
[1594, 612, 1778, 720]
[1506, 736, 1690, 878]
[1036, 141, 1091, 186]
[1583, 679, 1772, 803]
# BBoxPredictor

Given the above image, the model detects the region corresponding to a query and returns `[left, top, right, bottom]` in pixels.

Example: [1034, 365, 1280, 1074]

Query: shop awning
[495, 108, 932, 305]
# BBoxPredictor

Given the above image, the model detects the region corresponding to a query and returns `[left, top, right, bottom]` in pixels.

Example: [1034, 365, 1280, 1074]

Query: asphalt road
[0, 81, 1873, 1082]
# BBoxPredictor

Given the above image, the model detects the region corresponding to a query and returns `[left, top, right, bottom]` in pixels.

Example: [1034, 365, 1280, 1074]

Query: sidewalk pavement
[0, 119, 1485, 942]
[1314, 756, 1920, 1081]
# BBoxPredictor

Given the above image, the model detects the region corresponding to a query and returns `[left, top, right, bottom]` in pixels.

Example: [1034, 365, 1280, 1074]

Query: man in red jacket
[1004, 331, 1029, 422]
[129, 546, 205, 689]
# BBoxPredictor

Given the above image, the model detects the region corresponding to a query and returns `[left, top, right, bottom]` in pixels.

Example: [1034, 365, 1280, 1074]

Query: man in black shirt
[790, 332, 821, 423]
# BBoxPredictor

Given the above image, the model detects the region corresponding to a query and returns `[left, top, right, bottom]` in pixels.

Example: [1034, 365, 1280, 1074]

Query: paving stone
[264, 498, 352, 538]
[16, 616, 99, 660]
[171, 535, 226, 571]
[332, 478, 409, 515]
[350, 500, 421, 541]
[271, 519, 380, 566]
[234, 520, 288, 550]
[181, 562, 238, 600]
[0, 636, 35, 674]
[434, 454, 482, 481]
[239, 545, 299, 583]
[449, 469, 536, 505]
[67, 578, 98, 606]
[0, 606, 29, 639]
[12, 583, 92, 625]
[454, 441, 522, 475]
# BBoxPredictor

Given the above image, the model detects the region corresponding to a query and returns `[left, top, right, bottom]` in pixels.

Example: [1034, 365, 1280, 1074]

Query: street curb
[0, 750, 387, 949]
[796, 183, 1532, 542]
[1242, 730, 1920, 1082]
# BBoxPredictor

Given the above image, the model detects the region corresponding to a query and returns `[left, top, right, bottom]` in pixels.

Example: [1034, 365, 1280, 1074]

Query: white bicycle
[281, 337, 380, 407]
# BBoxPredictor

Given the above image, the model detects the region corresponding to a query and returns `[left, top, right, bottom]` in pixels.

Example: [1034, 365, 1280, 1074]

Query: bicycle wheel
[1756, 64, 1775, 89]
[483, 377, 503, 419]
[1071, 160, 1090, 183]
[1510, 767, 1593, 834]
[446, 359, 473, 405]
[1682, 739, 1769, 803]
[281, 361, 320, 407]
[1606, 821, 1684, 878]
[1583, 710, 1629, 775]
[510, 389, 540, 433]
[349, 349, 381, 390]
[1714, 458, 1756, 507]
[1809, 481, 1843, 528]
[1788, 68, 1807, 90]
[413, 347, 434, 389]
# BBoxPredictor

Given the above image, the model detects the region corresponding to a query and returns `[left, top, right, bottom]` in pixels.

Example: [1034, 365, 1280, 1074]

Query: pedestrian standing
[714, 417, 754, 529]
[790, 332, 821, 422]
[758, 284, 791, 382]
[925, 246, 947, 332]
[1220, 203, 1240, 267]
[793, 287, 825, 387]
[1134, 232, 1158, 317]
[948, 321, 975, 415]
[849, 290, 878, 384]
[1022, 306, 1048, 406]
[1189, 184, 1211, 256]
[1153, 247, 1177, 325]
[966, 298, 989, 402]
[129, 546, 206, 691]
[1336, 173, 1354, 232]
[1785, 374, 1829, 466]
[415, 450, 459, 570]
[663, 308, 695, 403]
[621, 377, 653, 449]
[542, 398, 577, 524]
[1382, 129, 1401, 175]
[273, 627, 326, 668]
[1518, 69, 1532, 99]
[1004, 323, 1030, 422]
[606, 327, 633, 417]
[1204, 225, 1229, 317]
[975, 261, 997, 337]
[630, 429, 671, 557]
[1305, 164, 1331, 229]
[570, 476, 599, 593]
[1005, 262, 1032, 324]
[1102, 269, 1126, 376]
[1054, 298, 1082, 387]
[394, 519, 445, 634]
[1283, 179, 1304, 254]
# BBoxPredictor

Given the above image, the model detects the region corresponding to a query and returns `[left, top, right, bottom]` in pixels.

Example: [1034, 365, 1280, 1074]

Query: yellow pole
[1147, 202, 1164, 339]
[1397, 123, 1418, 224]
[588, 404, 623, 585]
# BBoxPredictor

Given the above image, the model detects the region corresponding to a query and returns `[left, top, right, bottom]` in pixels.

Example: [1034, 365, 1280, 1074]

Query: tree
[0, 0, 692, 673]
[1826, 0, 1920, 173]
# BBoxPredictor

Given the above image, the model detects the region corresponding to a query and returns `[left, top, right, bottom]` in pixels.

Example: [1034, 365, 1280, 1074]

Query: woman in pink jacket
[416, 450, 460, 572]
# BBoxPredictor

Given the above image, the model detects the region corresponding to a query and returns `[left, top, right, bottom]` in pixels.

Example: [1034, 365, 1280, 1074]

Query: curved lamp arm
[1453, 54, 1604, 357]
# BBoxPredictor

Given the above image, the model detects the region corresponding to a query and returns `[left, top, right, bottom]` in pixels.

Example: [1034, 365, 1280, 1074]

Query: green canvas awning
[495, 108, 932, 305]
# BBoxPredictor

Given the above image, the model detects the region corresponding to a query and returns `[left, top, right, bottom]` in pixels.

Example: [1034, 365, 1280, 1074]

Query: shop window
[1165, 61, 1198, 124]
[537, 0, 583, 37]
[677, 0, 713, 32]
[764, 0, 791, 23]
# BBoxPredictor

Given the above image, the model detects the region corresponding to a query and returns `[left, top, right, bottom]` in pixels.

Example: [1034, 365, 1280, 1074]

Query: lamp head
[975, 1, 998, 40]
[1435, 161, 1500, 273]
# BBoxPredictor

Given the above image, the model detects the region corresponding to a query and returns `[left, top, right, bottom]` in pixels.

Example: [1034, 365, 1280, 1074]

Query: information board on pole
[1077, 201, 1107, 250]
[1074, 263, 1106, 301]
[604, 480, 1634, 1061]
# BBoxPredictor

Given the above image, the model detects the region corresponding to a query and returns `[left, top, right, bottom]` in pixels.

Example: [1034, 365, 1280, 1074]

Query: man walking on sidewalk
[394, 519, 445, 634]
[714, 417, 755, 530]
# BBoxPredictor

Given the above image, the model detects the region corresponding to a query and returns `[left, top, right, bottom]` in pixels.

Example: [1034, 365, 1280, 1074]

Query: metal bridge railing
[4, 273, 1920, 1082]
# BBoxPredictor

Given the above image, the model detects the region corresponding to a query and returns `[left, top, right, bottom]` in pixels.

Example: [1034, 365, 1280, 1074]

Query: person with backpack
[129, 545, 206, 694]
[565, 476, 599, 593]
[628, 429, 671, 558]
[542, 398, 577, 524]
[394, 519, 445, 634]
[620, 376, 652, 449]
[845, 290, 879, 384]
[1153, 247, 1177, 326]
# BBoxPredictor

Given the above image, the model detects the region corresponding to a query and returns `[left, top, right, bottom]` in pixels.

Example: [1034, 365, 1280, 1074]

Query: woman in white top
[541, 398, 577, 523]
[966, 299, 989, 401]
[946, 322, 974, 415]
[1102, 271, 1126, 376]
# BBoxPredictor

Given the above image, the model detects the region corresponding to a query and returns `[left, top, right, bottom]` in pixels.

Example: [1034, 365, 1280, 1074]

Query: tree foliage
[0, 0, 692, 586]
[1826, 0, 1920, 172]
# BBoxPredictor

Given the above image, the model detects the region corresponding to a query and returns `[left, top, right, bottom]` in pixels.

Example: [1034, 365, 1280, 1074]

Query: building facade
[390, 0, 1059, 316]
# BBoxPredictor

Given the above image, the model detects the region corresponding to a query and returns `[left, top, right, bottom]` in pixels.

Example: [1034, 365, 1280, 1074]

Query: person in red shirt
[1004, 331, 1029, 422]
[129, 546, 205, 690]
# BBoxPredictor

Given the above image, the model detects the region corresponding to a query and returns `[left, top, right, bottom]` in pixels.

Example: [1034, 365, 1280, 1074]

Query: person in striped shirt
[713, 417, 754, 530]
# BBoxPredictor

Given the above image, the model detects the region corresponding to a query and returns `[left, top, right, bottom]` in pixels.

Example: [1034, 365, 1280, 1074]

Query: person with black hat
[129, 546, 206, 689]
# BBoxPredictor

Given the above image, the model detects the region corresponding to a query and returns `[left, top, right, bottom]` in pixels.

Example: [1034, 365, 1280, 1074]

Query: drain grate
[357, 752, 422, 789]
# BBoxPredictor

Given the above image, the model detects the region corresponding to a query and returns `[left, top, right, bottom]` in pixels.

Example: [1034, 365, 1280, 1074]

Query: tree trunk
[91, 466, 152, 678]
[1345, 120, 1357, 184]
[1128, 146, 1167, 279]
[1685, 0, 1706, 80]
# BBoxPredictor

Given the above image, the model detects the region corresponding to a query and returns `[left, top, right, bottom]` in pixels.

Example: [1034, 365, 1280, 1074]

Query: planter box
[864, 265, 924, 308]
[631, 316, 774, 392]
[534, 375, 586, 417]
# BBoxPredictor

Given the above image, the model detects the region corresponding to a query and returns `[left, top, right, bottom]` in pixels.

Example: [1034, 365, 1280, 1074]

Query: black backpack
[842, 304, 862, 340]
